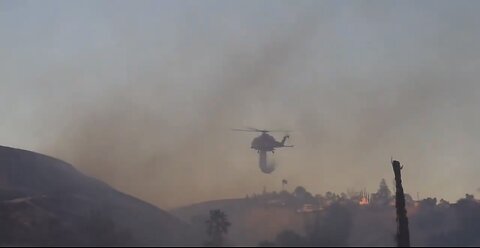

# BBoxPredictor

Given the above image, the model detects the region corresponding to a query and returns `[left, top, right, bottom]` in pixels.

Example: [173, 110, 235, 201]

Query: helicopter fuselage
[251, 132, 290, 152]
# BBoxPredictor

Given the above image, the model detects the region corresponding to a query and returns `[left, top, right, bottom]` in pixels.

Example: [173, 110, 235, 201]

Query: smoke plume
[1, 1, 480, 208]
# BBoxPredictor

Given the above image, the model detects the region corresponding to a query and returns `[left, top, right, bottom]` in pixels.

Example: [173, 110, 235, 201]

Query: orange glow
[359, 197, 369, 205]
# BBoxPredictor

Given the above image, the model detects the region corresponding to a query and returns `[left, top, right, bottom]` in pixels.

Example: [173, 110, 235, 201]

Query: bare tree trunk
[392, 160, 410, 247]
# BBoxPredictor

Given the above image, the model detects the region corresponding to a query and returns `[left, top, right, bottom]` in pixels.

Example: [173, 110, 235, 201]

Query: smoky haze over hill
[1, 1, 480, 208]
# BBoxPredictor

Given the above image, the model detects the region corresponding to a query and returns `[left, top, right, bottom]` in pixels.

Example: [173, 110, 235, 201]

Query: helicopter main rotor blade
[231, 128, 261, 132]
[245, 127, 263, 132]
[245, 127, 293, 133]
[232, 127, 293, 133]
[265, 130, 293, 133]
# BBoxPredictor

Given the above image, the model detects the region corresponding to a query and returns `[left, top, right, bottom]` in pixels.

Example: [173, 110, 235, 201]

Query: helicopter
[232, 127, 293, 174]
[231, 128, 294, 153]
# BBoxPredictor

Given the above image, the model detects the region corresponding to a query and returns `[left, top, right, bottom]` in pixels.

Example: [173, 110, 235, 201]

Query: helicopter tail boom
[280, 135, 290, 146]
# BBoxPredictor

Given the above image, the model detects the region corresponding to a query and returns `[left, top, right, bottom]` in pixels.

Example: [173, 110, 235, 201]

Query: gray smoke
[2, 1, 480, 209]
[37, 1, 324, 209]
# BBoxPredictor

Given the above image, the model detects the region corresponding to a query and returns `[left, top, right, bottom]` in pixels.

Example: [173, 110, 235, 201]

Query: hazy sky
[2, 0, 480, 209]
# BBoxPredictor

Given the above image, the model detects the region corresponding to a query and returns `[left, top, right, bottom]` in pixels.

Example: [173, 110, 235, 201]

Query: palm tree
[205, 209, 231, 247]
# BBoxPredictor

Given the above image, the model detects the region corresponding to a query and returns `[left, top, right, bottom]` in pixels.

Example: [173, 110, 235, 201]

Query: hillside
[173, 186, 480, 247]
[0, 146, 197, 246]
[172, 192, 310, 246]
[172, 190, 400, 246]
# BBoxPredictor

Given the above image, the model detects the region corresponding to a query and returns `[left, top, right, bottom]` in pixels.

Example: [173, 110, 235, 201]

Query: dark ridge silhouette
[392, 160, 410, 247]
[0, 145, 197, 246]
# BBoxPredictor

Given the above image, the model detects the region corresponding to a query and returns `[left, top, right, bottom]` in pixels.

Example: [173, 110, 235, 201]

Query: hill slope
[0, 146, 196, 246]
[172, 194, 308, 246]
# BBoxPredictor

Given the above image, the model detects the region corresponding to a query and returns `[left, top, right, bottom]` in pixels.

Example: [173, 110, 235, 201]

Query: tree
[293, 186, 315, 204]
[371, 178, 392, 206]
[392, 160, 410, 247]
[378, 179, 392, 199]
[294, 186, 307, 197]
[205, 209, 231, 247]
